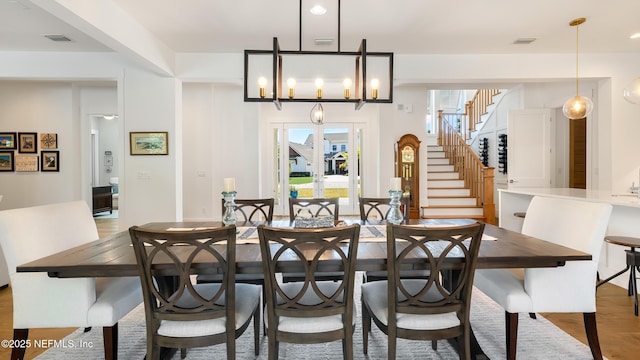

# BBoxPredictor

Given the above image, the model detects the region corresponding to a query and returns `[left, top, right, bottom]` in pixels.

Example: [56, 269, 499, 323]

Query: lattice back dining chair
[201, 198, 275, 334]
[473, 196, 612, 360]
[359, 196, 420, 282]
[285, 197, 342, 283]
[361, 222, 485, 360]
[129, 225, 261, 359]
[220, 198, 274, 224]
[257, 224, 360, 360]
[0, 201, 142, 360]
[359, 196, 409, 224]
[288, 197, 339, 222]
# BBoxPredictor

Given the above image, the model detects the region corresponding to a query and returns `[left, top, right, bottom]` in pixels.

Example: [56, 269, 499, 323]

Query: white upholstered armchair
[473, 196, 612, 360]
[0, 201, 142, 360]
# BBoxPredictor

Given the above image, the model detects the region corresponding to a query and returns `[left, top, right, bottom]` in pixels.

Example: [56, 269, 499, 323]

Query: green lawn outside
[288, 177, 313, 185]
[288, 175, 354, 197]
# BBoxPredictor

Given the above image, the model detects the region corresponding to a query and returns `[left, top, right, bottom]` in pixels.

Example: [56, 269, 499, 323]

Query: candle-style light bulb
[371, 78, 380, 100]
[287, 78, 296, 99]
[343, 78, 352, 99]
[258, 77, 267, 98]
[315, 78, 324, 99]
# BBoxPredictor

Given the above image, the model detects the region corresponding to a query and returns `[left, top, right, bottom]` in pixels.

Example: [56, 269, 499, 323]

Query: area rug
[36, 274, 599, 360]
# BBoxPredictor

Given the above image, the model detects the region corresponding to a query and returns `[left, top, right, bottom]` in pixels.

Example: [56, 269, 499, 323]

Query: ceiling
[1, 0, 639, 59]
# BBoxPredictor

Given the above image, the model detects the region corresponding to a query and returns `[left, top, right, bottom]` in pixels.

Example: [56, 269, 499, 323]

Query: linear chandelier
[243, 0, 394, 119]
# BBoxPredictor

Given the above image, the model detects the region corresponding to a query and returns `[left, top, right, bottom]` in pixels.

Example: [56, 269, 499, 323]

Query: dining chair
[473, 196, 612, 360]
[286, 197, 342, 283]
[0, 201, 142, 360]
[220, 198, 274, 223]
[199, 197, 274, 284]
[129, 225, 261, 360]
[288, 197, 339, 222]
[359, 196, 427, 282]
[199, 198, 275, 334]
[361, 222, 485, 360]
[257, 224, 360, 360]
[359, 196, 409, 224]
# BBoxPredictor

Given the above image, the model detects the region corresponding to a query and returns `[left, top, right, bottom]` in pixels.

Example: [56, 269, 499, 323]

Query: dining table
[18, 218, 591, 277]
[17, 218, 592, 360]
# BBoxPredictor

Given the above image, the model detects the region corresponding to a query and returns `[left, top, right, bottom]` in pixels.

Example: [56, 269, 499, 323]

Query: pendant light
[562, 17, 593, 120]
[623, 77, 640, 104]
[310, 103, 324, 125]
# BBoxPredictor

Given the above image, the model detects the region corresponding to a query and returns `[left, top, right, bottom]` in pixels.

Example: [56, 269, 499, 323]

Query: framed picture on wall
[0, 151, 14, 171]
[41, 150, 59, 172]
[40, 133, 58, 149]
[18, 132, 37, 153]
[15, 155, 39, 172]
[130, 131, 168, 155]
[0, 133, 17, 149]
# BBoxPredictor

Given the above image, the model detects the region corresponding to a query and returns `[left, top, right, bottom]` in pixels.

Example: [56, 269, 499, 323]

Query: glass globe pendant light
[562, 18, 593, 120]
[623, 77, 640, 104]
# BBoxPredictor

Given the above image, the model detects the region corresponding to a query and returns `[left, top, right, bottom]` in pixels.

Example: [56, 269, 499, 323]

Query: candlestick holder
[222, 191, 238, 225]
[388, 190, 404, 225]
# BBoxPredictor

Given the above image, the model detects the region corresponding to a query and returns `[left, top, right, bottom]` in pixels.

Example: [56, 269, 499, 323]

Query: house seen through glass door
[272, 124, 361, 216]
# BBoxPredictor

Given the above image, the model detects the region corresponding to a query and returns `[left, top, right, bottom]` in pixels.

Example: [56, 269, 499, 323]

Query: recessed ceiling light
[513, 38, 537, 45]
[43, 34, 72, 42]
[630, 33, 640, 39]
[310, 5, 327, 15]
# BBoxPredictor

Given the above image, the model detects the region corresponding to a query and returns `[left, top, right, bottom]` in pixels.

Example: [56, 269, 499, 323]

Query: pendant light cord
[575, 23, 579, 97]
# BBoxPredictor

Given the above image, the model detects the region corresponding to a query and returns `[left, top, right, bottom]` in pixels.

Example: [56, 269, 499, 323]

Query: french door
[270, 123, 363, 216]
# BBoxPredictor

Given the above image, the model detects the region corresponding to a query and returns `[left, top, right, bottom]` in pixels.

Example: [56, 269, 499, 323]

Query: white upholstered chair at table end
[473, 196, 612, 360]
[0, 201, 143, 360]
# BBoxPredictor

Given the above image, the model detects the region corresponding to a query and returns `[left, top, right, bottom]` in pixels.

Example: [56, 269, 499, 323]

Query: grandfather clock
[395, 134, 420, 219]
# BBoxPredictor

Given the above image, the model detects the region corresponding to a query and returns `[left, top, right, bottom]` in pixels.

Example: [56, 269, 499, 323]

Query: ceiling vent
[314, 38, 334, 46]
[43, 34, 73, 42]
[513, 37, 537, 45]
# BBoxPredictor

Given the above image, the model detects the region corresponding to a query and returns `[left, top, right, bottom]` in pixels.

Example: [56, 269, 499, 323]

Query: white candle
[390, 177, 402, 191]
[223, 177, 235, 192]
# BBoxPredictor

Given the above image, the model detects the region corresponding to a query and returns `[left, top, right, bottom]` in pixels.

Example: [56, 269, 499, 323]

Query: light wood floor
[1, 217, 639, 359]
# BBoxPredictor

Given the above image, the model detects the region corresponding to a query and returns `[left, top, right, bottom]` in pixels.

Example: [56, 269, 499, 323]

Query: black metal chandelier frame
[243, 0, 394, 110]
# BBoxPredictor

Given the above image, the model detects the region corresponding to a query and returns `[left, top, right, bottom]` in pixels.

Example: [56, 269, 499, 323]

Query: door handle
[509, 179, 519, 183]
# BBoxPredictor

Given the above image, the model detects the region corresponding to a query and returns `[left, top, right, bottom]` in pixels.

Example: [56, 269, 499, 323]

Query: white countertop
[499, 187, 640, 208]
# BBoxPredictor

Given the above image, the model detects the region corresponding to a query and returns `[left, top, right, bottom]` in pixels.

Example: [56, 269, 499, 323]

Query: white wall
[0, 81, 79, 209]
[182, 83, 261, 221]
[3, 50, 640, 227]
[119, 67, 182, 228]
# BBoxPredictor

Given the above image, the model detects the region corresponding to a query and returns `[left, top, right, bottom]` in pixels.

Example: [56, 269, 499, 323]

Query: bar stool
[596, 236, 640, 316]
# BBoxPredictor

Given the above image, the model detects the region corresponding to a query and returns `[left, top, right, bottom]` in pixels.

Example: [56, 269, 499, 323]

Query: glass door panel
[322, 127, 350, 209]
[277, 124, 359, 216]
[287, 127, 317, 200]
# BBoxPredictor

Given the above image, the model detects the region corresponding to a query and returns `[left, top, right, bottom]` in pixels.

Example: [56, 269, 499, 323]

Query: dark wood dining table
[16, 218, 591, 360]
[17, 218, 591, 278]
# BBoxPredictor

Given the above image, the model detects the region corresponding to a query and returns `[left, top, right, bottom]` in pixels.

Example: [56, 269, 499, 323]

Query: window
[332, 145, 337, 151]
[341, 144, 346, 151]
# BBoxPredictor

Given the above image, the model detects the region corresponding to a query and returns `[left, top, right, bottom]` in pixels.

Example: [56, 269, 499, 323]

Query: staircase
[423, 145, 484, 219]
[420, 89, 499, 224]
